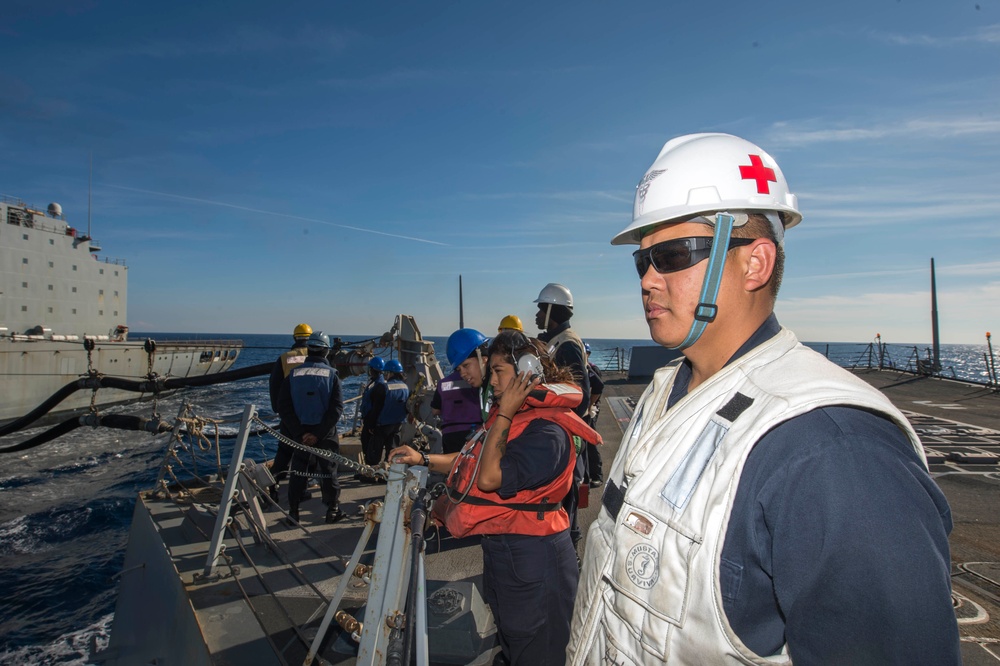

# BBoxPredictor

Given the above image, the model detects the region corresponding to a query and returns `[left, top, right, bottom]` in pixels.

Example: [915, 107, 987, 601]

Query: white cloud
[767, 116, 1000, 147]
[872, 23, 1000, 47]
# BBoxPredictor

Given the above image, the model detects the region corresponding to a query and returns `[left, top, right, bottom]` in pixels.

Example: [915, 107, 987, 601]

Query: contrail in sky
[104, 184, 449, 246]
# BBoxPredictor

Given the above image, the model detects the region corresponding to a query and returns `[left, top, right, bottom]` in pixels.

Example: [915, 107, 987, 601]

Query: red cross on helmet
[612, 133, 801, 246]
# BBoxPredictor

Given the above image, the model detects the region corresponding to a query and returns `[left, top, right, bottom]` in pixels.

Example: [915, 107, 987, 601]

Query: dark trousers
[481, 531, 578, 665]
[442, 430, 470, 455]
[363, 423, 402, 465]
[288, 440, 340, 511]
[271, 435, 295, 485]
[562, 452, 585, 545]
[584, 442, 602, 483]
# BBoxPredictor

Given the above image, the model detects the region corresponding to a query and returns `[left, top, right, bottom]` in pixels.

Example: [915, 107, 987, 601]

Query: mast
[459, 275, 465, 329]
[930, 258, 941, 372]
[88, 153, 93, 238]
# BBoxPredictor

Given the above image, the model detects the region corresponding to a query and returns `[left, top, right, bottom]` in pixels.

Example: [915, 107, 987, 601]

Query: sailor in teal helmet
[276, 331, 345, 524]
[445, 328, 493, 422]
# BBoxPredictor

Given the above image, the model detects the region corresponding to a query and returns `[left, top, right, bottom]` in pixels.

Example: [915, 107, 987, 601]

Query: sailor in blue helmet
[445, 327, 493, 419]
[359, 356, 386, 469]
[370, 359, 410, 465]
[431, 328, 491, 454]
[276, 331, 345, 524]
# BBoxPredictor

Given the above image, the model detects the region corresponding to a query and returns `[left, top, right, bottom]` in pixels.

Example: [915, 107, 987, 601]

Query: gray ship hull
[0, 337, 241, 425]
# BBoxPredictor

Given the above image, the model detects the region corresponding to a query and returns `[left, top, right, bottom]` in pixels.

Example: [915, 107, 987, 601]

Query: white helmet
[534, 283, 573, 308]
[612, 133, 801, 246]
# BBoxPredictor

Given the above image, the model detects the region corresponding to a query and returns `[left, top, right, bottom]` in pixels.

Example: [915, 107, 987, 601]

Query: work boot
[285, 505, 300, 526]
[325, 503, 346, 524]
[268, 484, 279, 504]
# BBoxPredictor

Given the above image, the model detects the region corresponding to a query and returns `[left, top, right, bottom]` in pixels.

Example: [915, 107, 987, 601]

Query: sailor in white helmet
[535, 282, 592, 549]
[568, 133, 959, 664]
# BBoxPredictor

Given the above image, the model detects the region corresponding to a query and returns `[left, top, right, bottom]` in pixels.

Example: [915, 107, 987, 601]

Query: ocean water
[0, 332, 996, 664]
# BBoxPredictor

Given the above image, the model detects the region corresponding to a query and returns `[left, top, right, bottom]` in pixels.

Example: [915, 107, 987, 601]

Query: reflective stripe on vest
[438, 370, 483, 434]
[280, 347, 309, 377]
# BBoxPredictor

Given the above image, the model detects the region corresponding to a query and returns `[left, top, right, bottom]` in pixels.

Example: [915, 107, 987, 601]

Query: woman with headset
[390, 331, 601, 665]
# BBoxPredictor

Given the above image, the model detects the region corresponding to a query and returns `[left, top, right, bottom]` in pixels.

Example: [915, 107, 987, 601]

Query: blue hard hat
[368, 357, 385, 371]
[584, 342, 591, 354]
[307, 331, 330, 350]
[385, 359, 403, 373]
[446, 328, 488, 368]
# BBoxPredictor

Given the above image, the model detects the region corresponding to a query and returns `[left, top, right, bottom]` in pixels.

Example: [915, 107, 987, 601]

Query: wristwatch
[420, 451, 430, 468]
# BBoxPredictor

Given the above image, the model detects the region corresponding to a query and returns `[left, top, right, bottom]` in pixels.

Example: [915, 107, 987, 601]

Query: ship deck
[106, 369, 1000, 665]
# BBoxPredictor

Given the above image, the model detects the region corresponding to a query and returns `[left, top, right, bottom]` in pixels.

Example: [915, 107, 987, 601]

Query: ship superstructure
[0, 194, 242, 425]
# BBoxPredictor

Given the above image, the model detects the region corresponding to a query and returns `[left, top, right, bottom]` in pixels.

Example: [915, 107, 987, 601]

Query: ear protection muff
[510, 332, 545, 381]
[516, 352, 544, 380]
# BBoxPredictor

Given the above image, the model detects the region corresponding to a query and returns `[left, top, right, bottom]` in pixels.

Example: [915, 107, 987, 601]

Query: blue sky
[2, 1, 997, 344]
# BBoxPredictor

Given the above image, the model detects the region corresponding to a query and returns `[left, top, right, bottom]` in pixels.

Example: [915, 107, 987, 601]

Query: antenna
[88, 153, 93, 238]
[459, 275, 464, 329]
[930, 258, 941, 372]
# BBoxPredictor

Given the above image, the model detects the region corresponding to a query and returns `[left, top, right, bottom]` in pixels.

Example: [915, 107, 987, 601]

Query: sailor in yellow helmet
[267, 323, 313, 503]
[498, 314, 523, 333]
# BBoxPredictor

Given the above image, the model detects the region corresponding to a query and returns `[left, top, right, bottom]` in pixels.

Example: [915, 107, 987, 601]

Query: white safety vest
[568, 328, 924, 665]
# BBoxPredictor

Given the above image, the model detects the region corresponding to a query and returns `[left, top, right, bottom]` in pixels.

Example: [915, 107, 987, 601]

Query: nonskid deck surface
[139, 445, 498, 665]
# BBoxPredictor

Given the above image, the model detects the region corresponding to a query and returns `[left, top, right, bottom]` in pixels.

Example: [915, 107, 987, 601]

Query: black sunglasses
[633, 236, 755, 278]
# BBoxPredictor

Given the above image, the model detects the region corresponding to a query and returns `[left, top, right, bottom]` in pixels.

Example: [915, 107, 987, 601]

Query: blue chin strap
[671, 212, 740, 351]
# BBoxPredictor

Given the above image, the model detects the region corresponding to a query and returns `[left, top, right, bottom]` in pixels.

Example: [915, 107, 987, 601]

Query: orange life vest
[434, 383, 602, 538]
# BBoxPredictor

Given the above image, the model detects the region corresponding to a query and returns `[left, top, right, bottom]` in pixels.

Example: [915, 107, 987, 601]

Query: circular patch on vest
[625, 543, 659, 589]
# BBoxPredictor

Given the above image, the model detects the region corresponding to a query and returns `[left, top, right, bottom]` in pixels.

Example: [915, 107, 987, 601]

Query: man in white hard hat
[535, 282, 592, 550]
[568, 133, 959, 664]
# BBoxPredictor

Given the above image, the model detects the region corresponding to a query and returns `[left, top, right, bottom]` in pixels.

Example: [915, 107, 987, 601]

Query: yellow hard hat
[498, 315, 523, 332]
[293, 323, 313, 339]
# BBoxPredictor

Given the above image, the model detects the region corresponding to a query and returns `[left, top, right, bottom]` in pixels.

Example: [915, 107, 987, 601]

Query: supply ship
[0, 194, 242, 426]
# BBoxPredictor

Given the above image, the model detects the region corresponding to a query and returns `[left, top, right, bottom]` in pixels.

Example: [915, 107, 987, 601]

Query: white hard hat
[612, 133, 801, 246]
[534, 283, 573, 308]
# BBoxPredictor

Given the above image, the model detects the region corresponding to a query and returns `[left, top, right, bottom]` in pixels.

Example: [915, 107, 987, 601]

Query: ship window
[49, 239, 54, 245]
[114, 270, 119, 276]
[99, 269, 104, 275]
[72, 286, 77, 293]
[22, 257, 28, 264]
[22, 281, 27, 288]
[114, 310, 118, 316]
[114, 291, 118, 296]
[99, 310, 103, 315]
[21, 305, 27, 312]
[49, 261, 54, 268]
[72, 308, 77, 314]
[48, 307, 53, 313]
[72, 265, 77, 271]
[48, 285, 53, 291]
[99, 289, 104, 295]
[22, 233, 28, 240]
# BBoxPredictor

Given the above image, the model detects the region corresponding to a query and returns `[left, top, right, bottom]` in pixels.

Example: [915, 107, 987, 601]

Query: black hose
[402, 487, 430, 666]
[0, 378, 98, 437]
[0, 413, 173, 454]
[0, 362, 272, 438]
